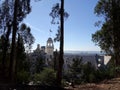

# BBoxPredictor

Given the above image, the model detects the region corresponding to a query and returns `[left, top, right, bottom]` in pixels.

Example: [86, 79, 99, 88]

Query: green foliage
[82, 62, 96, 83]
[66, 57, 83, 84]
[16, 35, 31, 84]
[92, 21, 113, 54]
[19, 23, 35, 52]
[34, 68, 56, 86]
[69, 59, 96, 84]
[17, 70, 30, 84]
[63, 58, 116, 84]
[35, 56, 45, 73]
[82, 61, 115, 83]
[92, 0, 120, 70]
[49, 3, 69, 24]
[115, 66, 120, 74]
[0, 0, 32, 83]
[94, 0, 112, 18]
[70, 58, 83, 74]
[94, 66, 115, 82]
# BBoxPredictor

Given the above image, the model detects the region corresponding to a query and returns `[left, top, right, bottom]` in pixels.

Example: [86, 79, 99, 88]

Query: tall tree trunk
[15, 33, 20, 83]
[56, 0, 64, 86]
[9, 0, 18, 83]
[2, 22, 11, 81]
[112, 0, 120, 77]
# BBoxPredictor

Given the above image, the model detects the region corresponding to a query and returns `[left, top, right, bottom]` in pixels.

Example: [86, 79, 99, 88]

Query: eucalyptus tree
[0, 0, 13, 78]
[9, 0, 31, 82]
[50, 0, 69, 85]
[18, 23, 35, 53]
[0, 0, 31, 82]
[92, 0, 120, 69]
[16, 23, 34, 83]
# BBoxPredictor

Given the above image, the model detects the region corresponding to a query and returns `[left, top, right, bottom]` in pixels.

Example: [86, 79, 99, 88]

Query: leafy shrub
[63, 57, 116, 84]
[17, 70, 30, 84]
[34, 68, 56, 86]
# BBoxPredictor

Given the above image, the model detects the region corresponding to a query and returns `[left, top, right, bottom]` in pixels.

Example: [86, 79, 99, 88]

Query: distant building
[104, 55, 111, 65]
[45, 37, 54, 66]
[33, 37, 54, 57]
[41, 46, 45, 52]
[28, 37, 54, 74]
[45, 37, 54, 56]
[95, 54, 111, 68]
[34, 44, 41, 53]
[30, 37, 112, 73]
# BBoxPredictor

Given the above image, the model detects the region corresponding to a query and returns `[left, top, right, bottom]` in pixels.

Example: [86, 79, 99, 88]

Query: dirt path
[65, 78, 120, 90]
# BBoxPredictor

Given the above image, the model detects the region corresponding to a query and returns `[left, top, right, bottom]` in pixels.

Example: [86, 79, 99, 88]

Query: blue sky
[24, 0, 101, 51]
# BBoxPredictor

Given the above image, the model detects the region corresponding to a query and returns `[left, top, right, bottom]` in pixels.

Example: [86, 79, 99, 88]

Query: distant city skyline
[24, 0, 102, 51]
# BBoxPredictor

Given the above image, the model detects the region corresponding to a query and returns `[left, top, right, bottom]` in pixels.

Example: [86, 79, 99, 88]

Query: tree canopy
[92, 0, 120, 68]
[0, 0, 33, 83]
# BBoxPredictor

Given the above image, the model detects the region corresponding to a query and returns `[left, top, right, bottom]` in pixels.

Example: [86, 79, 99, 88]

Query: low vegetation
[63, 57, 116, 86]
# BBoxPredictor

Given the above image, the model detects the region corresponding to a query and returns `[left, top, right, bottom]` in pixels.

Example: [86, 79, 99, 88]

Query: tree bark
[9, 0, 18, 83]
[56, 0, 64, 86]
[112, 0, 120, 76]
[2, 22, 11, 81]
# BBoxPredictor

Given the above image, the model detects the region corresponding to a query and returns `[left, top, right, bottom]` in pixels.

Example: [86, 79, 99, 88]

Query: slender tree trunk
[57, 0, 64, 86]
[9, 0, 18, 83]
[15, 33, 20, 83]
[112, 0, 117, 66]
[53, 50, 57, 71]
[2, 23, 11, 80]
